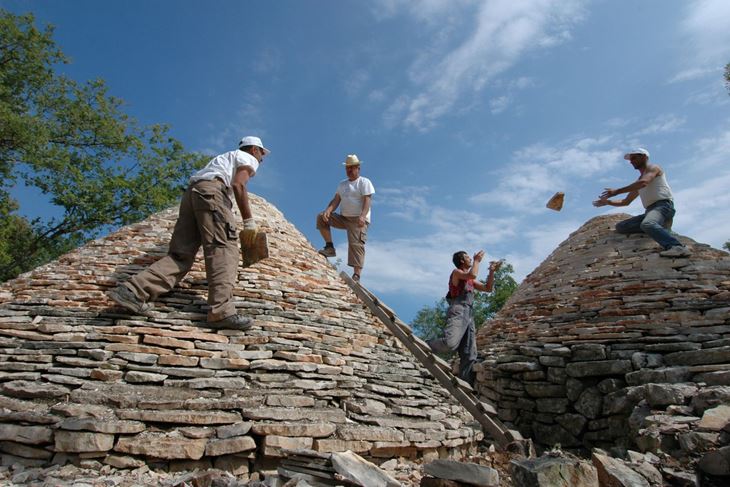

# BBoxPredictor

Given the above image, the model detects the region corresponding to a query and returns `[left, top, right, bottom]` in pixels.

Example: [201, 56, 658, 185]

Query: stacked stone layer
[0, 194, 480, 475]
[475, 214, 730, 454]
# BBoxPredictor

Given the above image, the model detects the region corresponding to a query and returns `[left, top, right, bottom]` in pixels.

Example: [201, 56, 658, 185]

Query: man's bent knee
[316, 213, 329, 230]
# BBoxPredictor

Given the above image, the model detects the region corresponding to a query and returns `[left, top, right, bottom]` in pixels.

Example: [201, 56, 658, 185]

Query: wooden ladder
[340, 272, 524, 450]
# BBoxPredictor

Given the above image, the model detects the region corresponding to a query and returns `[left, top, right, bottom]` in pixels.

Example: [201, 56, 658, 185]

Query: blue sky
[5, 0, 730, 323]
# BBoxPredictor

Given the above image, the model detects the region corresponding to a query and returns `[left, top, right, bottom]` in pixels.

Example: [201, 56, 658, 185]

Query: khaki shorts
[316, 213, 368, 269]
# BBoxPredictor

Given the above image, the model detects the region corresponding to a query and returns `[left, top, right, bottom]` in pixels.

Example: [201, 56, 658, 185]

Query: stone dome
[0, 194, 481, 476]
[475, 214, 730, 451]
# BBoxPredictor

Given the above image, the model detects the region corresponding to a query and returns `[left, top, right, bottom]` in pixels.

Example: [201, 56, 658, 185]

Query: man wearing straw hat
[316, 154, 375, 282]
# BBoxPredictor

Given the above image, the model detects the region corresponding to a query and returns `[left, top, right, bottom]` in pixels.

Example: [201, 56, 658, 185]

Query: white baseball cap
[238, 136, 270, 155]
[624, 147, 649, 160]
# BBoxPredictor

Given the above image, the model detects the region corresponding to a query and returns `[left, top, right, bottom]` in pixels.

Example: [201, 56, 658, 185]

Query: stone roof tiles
[0, 194, 480, 472]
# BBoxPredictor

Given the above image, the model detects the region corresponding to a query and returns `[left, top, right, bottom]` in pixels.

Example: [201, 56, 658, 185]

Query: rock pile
[475, 214, 730, 480]
[0, 194, 481, 476]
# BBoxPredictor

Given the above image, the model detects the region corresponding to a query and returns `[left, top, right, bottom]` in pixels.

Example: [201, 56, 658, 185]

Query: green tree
[724, 241, 729, 252]
[0, 9, 208, 281]
[725, 62, 730, 95]
[411, 261, 518, 341]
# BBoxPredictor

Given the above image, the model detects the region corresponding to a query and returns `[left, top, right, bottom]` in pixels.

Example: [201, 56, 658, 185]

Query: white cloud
[364, 186, 518, 297]
[379, 0, 587, 130]
[637, 114, 686, 135]
[672, 0, 730, 83]
[673, 172, 730, 249]
[490, 95, 511, 114]
[470, 139, 621, 211]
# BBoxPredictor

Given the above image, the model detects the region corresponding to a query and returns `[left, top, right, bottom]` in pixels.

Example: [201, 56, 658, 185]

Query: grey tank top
[639, 171, 673, 208]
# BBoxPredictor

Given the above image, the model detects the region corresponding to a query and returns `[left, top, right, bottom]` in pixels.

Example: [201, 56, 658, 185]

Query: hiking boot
[107, 286, 152, 315]
[318, 246, 336, 258]
[660, 245, 691, 258]
[206, 314, 254, 331]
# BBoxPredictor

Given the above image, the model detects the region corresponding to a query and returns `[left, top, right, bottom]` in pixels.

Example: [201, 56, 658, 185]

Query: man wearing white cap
[108, 136, 270, 329]
[317, 154, 375, 281]
[593, 147, 690, 257]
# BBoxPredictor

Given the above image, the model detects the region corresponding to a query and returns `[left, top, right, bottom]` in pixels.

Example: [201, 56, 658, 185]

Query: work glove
[241, 218, 258, 247]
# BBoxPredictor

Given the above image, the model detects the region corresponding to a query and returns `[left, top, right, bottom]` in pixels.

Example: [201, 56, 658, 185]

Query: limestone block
[698, 405, 730, 431]
[644, 383, 697, 408]
[511, 455, 597, 487]
[0, 424, 53, 445]
[216, 421, 253, 439]
[251, 422, 335, 438]
[591, 452, 649, 487]
[337, 425, 404, 442]
[54, 431, 114, 453]
[0, 380, 69, 399]
[59, 417, 145, 434]
[103, 454, 146, 469]
[205, 436, 256, 456]
[566, 360, 632, 378]
[313, 439, 372, 453]
[265, 395, 315, 407]
[124, 371, 167, 383]
[0, 441, 53, 460]
[116, 409, 241, 424]
[114, 432, 207, 460]
[261, 435, 312, 457]
[424, 459, 499, 486]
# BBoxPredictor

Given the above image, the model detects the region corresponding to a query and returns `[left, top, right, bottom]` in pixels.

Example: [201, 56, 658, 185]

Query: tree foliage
[0, 9, 208, 281]
[724, 241, 729, 252]
[725, 62, 730, 95]
[411, 261, 518, 341]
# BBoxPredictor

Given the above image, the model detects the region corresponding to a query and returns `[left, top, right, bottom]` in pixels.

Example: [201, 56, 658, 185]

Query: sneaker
[318, 246, 336, 258]
[206, 314, 254, 330]
[107, 286, 152, 314]
[352, 273, 360, 282]
[660, 245, 691, 258]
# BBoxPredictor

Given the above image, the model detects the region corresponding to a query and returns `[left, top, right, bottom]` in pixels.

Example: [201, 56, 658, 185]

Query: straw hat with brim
[343, 154, 362, 166]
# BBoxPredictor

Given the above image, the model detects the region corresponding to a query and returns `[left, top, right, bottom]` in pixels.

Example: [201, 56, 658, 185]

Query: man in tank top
[593, 147, 691, 257]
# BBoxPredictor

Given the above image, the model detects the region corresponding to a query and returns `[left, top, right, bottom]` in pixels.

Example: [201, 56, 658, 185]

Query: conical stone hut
[475, 214, 730, 455]
[0, 194, 482, 477]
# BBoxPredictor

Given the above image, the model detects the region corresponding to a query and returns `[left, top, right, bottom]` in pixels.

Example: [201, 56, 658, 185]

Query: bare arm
[451, 250, 484, 286]
[358, 194, 372, 227]
[231, 166, 254, 220]
[594, 165, 660, 207]
[593, 190, 639, 207]
[474, 260, 501, 292]
[322, 193, 341, 223]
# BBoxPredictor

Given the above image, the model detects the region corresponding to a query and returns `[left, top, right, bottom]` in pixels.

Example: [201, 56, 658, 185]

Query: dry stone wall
[0, 194, 481, 476]
[475, 214, 730, 458]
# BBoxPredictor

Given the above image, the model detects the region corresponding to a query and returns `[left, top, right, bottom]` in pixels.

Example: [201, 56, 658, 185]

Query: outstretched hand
[473, 250, 485, 262]
[488, 260, 502, 272]
[592, 198, 608, 207]
[600, 188, 616, 199]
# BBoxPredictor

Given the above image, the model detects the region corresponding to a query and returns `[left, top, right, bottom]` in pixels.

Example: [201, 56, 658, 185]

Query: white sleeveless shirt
[639, 170, 673, 208]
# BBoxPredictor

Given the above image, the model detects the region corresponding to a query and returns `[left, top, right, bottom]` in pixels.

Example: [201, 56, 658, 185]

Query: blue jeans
[615, 199, 681, 250]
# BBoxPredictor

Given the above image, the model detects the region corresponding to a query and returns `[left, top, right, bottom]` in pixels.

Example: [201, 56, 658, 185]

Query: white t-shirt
[189, 150, 259, 187]
[337, 176, 375, 222]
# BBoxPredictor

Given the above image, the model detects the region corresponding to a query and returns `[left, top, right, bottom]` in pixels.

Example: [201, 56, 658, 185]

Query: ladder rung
[339, 271, 514, 449]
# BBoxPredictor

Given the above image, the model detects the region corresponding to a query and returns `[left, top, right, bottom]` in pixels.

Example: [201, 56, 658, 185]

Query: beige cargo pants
[316, 212, 367, 269]
[125, 179, 239, 322]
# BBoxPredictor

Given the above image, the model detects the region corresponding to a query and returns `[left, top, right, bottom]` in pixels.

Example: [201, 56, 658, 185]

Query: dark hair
[239, 144, 255, 152]
[452, 251, 468, 268]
